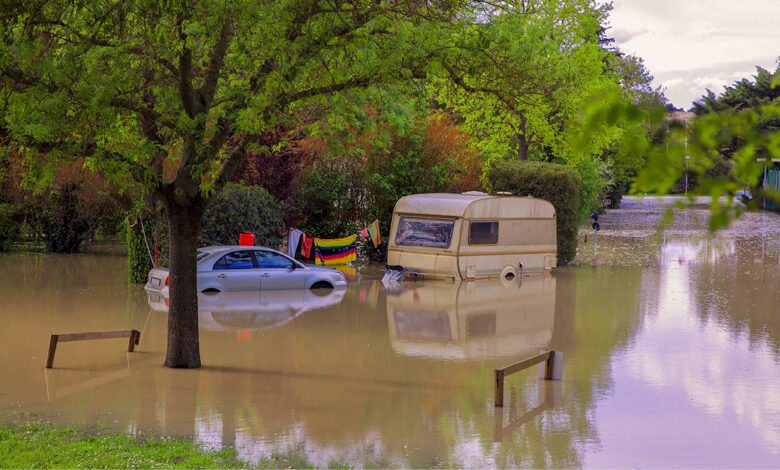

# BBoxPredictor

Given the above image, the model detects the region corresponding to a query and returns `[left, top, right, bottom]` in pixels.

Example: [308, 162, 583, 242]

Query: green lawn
[0, 422, 323, 469]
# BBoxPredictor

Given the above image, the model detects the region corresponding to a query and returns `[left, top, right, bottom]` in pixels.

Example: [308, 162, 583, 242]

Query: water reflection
[387, 275, 555, 360]
[493, 380, 563, 442]
[147, 289, 346, 332]
[3, 209, 780, 468]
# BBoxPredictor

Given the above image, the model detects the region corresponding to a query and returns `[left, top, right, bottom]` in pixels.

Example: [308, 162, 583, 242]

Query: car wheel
[310, 281, 334, 295]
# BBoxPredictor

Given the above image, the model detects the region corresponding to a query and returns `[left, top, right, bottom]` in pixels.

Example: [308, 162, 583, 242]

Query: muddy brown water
[2, 206, 780, 468]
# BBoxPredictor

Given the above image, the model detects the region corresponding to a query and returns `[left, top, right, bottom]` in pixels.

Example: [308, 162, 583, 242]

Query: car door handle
[217, 274, 227, 279]
[261, 273, 271, 278]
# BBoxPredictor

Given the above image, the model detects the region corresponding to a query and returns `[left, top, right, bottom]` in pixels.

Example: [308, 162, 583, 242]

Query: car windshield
[395, 217, 454, 248]
[196, 250, 210, 261]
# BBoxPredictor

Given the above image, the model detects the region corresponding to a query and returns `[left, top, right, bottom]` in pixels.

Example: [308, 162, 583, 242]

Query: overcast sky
[606, 0, 780, 109]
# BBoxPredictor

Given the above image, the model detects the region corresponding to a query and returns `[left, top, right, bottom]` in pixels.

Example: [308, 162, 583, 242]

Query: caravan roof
[394, 193, 555, 219]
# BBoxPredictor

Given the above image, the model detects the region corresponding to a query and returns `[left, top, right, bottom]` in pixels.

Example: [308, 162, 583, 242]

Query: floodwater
[2, 203, 780, 468]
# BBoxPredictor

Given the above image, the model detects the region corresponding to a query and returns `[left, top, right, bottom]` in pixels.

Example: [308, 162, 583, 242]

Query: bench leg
[45, 335, 59, 369]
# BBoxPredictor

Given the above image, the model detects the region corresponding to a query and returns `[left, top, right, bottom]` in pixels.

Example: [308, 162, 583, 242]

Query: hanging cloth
[359, 227, 369, 240]
[288, 228, 303, 258]
[314, 235, 357, 265]
[367, 219, 381, 247]
[301, 234, 314, 258]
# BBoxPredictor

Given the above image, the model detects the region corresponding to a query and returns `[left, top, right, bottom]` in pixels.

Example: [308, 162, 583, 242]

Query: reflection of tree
[4, 252, 655, 467]
[162, 268, 647, 468]
[442, 267, 641, 466]
[383, 267, 646, 468]
[184, 284, 485, 467]
[690, 235, 780, 354]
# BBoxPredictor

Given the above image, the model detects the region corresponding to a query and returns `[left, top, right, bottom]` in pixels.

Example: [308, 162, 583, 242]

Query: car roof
[197, 245, 287, 256]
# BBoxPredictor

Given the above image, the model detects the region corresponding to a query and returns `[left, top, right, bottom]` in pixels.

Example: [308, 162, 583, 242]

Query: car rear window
[395, 217, 454, 248]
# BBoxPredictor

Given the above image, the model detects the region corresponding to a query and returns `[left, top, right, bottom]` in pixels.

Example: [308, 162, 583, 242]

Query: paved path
[620, 195, 734, 209]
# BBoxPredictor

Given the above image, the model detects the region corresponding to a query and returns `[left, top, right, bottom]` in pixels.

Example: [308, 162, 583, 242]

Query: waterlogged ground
[2, 201, 780, 468]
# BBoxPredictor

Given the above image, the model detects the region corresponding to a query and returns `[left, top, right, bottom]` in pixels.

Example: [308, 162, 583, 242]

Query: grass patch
[0, 422, 331, 469]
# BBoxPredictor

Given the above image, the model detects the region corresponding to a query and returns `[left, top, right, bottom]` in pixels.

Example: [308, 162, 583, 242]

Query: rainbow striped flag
[314, 235, 357, 265]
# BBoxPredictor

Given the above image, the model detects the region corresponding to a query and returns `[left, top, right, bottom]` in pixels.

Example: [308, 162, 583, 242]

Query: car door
[253, 250, 305, 290]
[210, 250, 261, 291]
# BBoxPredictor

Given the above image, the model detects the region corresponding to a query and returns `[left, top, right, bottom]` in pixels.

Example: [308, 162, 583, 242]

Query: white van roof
[394, 193, 555, 219]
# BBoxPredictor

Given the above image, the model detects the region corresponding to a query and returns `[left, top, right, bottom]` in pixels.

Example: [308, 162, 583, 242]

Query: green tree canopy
[628, 66, 780, 229]
[432, 0, 623, 162]
[0, 0, 475, 368]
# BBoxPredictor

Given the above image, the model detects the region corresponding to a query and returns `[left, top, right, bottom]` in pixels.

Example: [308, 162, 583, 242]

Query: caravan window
[469, 221, 498, 245]
[395, 217, 454, 248]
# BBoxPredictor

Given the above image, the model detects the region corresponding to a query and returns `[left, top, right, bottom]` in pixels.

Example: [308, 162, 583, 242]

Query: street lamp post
[684, 117, 689, 196]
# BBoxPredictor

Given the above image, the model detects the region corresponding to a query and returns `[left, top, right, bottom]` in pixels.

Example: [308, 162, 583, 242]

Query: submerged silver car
[145, 245, 348, 294]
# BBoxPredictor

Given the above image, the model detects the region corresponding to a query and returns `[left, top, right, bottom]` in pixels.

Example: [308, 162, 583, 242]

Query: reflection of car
[147, 289, 346, 331]
[145, 245, 347, 295]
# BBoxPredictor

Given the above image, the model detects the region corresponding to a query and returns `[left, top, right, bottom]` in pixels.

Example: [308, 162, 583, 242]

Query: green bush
[485, 160, 582, 264]
[0, 203, 23, 251]
[201, 183, 284, 248]
[605, 177, 630, 208]
[294, 157, 362, 239]
[126, 217, 153, 284]
[573, 157, 608, 219]
[37, 183, 90, 253]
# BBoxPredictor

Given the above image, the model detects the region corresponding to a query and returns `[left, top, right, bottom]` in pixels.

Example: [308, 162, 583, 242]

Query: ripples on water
[1, 205, 780, 468]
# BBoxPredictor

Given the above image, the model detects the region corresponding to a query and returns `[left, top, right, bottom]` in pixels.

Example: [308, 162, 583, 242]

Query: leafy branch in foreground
[577, 68, 780, 231]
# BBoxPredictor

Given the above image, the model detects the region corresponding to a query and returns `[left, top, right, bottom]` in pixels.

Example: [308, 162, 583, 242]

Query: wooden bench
[495, 350, 561, 406]
[45, 330, 141, 369]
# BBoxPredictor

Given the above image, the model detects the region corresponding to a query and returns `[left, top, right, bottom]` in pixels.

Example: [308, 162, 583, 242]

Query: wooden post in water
[494, 350, 559, 407]
[46, 335, 59, 369]
[495, 370, 505, 407]
[544, 350, 555, 380]
[45, 329, 141, 369]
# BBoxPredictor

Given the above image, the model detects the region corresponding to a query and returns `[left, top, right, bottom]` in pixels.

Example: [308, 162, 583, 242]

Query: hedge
[486, 160, 582, 264]
[201, 183, 284, 248]
[0, 203, 22, 252]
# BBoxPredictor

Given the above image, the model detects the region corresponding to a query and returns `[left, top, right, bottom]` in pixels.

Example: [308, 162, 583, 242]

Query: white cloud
[606, 0, 780, 108]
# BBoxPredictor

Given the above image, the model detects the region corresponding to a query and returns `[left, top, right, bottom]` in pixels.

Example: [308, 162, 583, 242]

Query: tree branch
[204, 117, 232, 162]
[198, 18, 234, 109]
[0, 66, 57, 93]
[211, 138, 247, 194]
[441, 59, 520, 113]
[109, 97, 177, 130]
[177, 21, 197, 118]
[275, 74, 377, 110]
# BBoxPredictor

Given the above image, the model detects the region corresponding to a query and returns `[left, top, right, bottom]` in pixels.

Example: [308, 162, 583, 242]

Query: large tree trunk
[516, 131, 529, 161]
[514, 114, 530, 161]
[162, 194, 205, 368]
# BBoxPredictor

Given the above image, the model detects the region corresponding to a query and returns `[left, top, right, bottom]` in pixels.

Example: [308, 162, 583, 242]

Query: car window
[469, 221, 498, 245]
[254, 250, 294, 269]
[213, 250, 256, 270]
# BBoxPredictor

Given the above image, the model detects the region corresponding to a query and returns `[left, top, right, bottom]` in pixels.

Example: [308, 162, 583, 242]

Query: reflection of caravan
[386, 276, 556, 360]
[387, 193, 557, 280]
